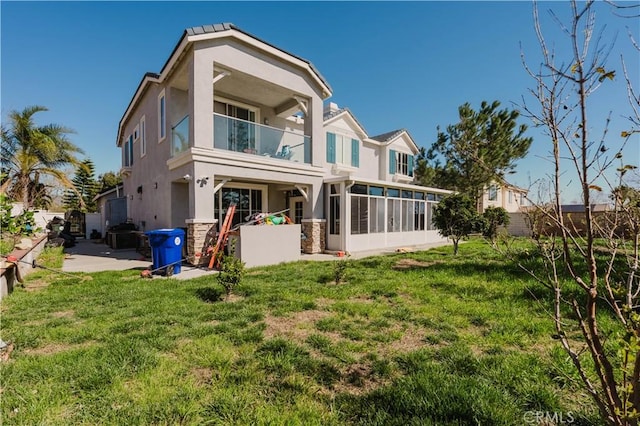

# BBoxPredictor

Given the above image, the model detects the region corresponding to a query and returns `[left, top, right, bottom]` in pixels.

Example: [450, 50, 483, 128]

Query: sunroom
[325, 178, 451, 253]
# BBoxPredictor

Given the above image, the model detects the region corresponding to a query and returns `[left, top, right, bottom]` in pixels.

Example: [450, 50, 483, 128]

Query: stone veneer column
[186, 220, 218, 266]
[301, 219, 326, 254]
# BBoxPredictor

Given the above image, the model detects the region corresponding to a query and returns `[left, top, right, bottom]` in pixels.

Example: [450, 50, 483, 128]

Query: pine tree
[63, 159, 98, 212]
[416, 101, 532, 204]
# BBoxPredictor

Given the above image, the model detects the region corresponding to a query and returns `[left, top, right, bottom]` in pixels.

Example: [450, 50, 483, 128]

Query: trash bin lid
[146, 228, 184, 236]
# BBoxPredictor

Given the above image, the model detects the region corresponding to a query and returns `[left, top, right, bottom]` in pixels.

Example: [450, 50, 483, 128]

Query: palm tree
[1, 105, 83, 209]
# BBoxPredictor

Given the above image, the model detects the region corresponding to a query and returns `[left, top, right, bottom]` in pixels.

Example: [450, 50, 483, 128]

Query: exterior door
[289, 196, 305, 224]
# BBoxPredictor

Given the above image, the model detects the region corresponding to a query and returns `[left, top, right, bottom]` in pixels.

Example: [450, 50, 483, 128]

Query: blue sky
[2, 1, 638, 203]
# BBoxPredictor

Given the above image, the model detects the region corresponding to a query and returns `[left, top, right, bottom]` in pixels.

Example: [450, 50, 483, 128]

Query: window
[402, 199, 415, 232]
[140, 116, 146, 157]
[158, 89, 166, 142]
[123, 135, 133, 167]
[369, 186, 384, 197]
[520, 193, 527, 206]
[214, 187, 263, 228]
[214, 100, 257, 152]
[293, 201, 303, 224]
[133, 124, 139, 141]
[387, 198, 401, 232]
[329, 184, 340, 235]
[387, 188, 400, 198]
[369, 197, 385, 233]
[326, 132, 359, 167]
[389, 150, 414, 176]
[350, 195, 368, 234]
[414, 201, 426, 231]
[488, 184, 498, 201]
[351, 184, 367, 195]
[426, 202, 436, 230]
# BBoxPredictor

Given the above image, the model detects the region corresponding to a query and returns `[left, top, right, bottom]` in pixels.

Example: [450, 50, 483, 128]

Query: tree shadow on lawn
[194, 286, 224, 303]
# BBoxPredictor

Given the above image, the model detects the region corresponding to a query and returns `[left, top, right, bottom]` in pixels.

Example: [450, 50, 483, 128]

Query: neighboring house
[479, 181, 528, 213]
[116, 23, 450, 265]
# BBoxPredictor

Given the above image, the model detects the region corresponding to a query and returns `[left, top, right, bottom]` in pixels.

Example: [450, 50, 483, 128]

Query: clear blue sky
[2, 1, 638, 203]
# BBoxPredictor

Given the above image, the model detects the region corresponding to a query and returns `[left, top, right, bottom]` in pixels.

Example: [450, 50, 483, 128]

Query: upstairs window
[158, 89, 166, 143]
[326, 132, 359, 167]
[389, 150, 414, 176]
[488, 184, 498, 201]
[124, 135, 133, 167]
[140, 116, 146, 157]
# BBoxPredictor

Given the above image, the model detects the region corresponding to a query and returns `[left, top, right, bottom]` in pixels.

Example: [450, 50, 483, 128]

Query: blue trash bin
[145, 228, 184, 276]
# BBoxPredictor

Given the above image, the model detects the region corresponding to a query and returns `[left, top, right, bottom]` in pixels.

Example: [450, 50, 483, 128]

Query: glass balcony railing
[171, 115, 189, 156]
[213, 113, 310, 164]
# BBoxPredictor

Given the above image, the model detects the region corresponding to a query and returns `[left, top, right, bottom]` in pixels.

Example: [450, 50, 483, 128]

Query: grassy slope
[0, 241, 603, 425]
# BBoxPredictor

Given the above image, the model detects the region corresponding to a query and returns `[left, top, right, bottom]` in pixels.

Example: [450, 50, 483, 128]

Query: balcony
[171, 115, 190, 157]
[213, 113, 310, 164]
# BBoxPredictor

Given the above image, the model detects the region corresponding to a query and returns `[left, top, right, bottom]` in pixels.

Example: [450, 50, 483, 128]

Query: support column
[301, 219, 326, 254]
[185, 219, 218, 266]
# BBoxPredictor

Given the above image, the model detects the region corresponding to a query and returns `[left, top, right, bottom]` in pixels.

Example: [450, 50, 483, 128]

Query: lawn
[0, 239, 603, 425]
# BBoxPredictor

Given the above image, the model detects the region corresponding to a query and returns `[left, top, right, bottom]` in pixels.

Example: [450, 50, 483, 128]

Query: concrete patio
[61, 238, 452, 280]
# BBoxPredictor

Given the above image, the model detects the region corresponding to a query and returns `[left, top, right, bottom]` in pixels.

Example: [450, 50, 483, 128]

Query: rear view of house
[116, 23, 450, 265]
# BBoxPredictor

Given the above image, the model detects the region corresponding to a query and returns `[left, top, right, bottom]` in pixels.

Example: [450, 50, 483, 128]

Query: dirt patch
[23, 279, 51, 292]
[263, 310, 330, 340]
[392, 258, 440, 270]
[1, 343, 14, 362]
[347, 296, 374, 304]
[383, 325, 427, 354]
[332, 363, 381, 395]
[192, 367, 213, 385]
[51, 310, 75, 319]
[24, 341, 97, 356]
[224, 294, 245, 303]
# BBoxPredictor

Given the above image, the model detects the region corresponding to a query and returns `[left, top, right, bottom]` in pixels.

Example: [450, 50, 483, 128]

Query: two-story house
[116, 23, 450, 265]
[479, 181, 528, 213]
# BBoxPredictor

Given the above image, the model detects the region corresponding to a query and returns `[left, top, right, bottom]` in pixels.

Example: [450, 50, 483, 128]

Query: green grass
[0, 239, 604, 425]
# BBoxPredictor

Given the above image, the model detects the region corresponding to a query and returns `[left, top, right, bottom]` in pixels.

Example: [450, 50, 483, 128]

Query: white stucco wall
[236, 224, 301, 267]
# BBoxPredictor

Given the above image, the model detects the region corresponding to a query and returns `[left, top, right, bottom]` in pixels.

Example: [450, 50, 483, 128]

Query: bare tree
[518, 1, 639, 424]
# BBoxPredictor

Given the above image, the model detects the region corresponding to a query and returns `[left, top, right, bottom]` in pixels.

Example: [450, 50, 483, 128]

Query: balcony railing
[172, 115, 189, 156]
[213, 113, 310, 164]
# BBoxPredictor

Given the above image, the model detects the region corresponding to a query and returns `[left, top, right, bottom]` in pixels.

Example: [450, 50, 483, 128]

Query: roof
[323, 176, 452, 195]
[369, 128, 419, 153]
[323, 107, 368, 136]
[117, 23, 332, 146]
[93, 184, 123, 202]
[561, 204, 609, 213]
[370, 129, 406, 143]
[182, 23, 331, 91]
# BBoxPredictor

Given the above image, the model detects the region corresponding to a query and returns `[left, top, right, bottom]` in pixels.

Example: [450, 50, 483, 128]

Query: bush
[216, 241, 245, 300]
[333, 256, 350, 284]
[482, 206, 510, 243]
[0, 194, 37, 237]
[432, 194, 484, 255]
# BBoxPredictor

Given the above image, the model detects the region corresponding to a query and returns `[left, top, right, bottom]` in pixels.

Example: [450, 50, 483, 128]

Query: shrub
[216, 241, 245, 301]
[333, 256, 350, 284]
[432, 194, 484, 255]
[482, 206, 510, 243]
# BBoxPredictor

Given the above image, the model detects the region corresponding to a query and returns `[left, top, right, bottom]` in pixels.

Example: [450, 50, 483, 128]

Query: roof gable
[323, 108, 368, 139]
[370, 129, 419, 153]
[118, 23, 332, 145]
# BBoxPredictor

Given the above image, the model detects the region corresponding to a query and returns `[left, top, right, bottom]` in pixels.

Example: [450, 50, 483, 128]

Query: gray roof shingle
[323, 107, 368, 135]
[370, 129, 406, 142]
